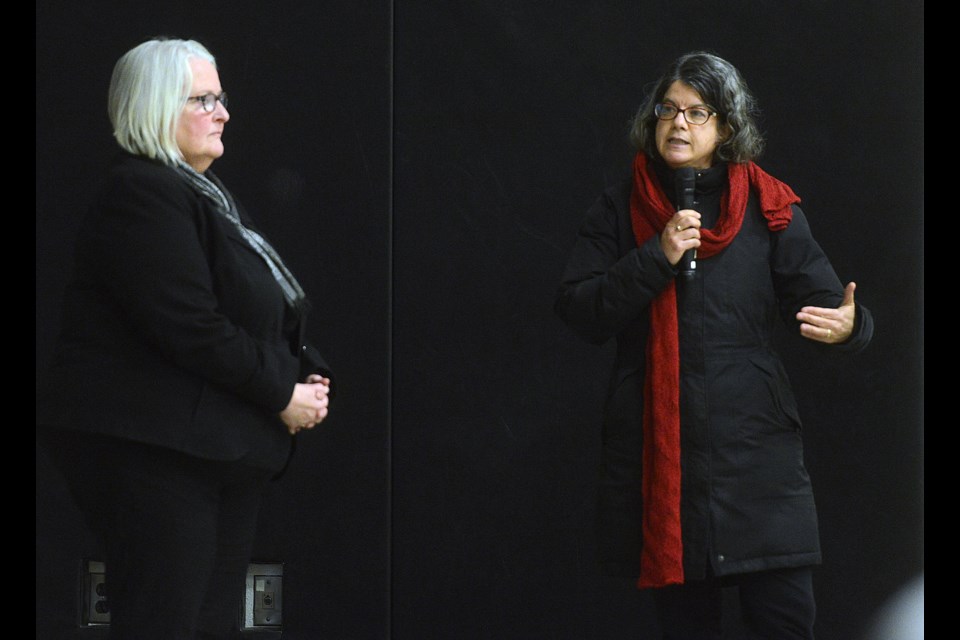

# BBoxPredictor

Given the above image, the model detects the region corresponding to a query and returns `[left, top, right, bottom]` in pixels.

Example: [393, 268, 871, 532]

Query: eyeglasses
[187, 92, 228, 113]
[654, 102, 716, 126]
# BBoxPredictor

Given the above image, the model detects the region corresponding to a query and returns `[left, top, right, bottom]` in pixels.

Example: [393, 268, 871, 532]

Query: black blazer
[36, 153, 332, 473]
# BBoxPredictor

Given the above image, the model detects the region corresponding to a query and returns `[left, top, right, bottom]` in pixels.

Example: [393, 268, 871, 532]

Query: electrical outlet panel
[81, 559, 110, 626]
[78, 559, 284, 631]
[243, 562, 283, 629]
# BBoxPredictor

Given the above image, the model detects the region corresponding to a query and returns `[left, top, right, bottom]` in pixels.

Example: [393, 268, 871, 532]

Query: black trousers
[653, 566, 817, 640]
[39, 427, 273, 640]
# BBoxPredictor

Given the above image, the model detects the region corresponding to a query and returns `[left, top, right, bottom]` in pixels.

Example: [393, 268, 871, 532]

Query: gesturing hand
[796, 282, 858, 344]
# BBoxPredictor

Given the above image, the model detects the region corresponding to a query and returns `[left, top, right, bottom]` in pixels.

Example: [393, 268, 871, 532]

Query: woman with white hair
[36, 37, 333, 639]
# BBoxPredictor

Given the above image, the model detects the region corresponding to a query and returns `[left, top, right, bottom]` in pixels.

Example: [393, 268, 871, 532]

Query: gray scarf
[176, 162, 308, 313]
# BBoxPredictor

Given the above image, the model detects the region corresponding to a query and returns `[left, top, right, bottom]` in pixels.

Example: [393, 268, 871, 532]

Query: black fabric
[35, 152, 334, 473]
[176, 161, 308, 313]
[653, 566, 816, 639]
[37, 426, 272, 640]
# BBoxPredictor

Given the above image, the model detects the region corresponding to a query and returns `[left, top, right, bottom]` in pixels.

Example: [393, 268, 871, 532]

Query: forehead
[188, 57, 221, 90]
[662, 80, 704, 105]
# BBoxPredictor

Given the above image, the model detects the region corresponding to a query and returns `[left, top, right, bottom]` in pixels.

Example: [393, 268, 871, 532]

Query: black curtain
[37, 2, 923, 639]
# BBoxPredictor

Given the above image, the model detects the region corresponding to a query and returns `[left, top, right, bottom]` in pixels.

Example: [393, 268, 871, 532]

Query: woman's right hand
[661, 209, 702, 266]
[279, 375, 331, 435]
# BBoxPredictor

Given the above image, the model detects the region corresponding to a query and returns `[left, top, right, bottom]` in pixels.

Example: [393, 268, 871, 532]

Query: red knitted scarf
[628, 153, 799, 588]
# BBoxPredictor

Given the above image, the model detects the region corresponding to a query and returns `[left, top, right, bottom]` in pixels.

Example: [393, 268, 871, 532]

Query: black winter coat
[554, 163, 873, 581]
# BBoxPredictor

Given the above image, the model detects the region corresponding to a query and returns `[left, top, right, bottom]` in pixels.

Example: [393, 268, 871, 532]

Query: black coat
[554, 166, 873, 581]
[36, 153, 332, 474]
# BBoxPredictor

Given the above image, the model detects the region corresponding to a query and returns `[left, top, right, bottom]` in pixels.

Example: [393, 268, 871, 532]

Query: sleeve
[300, 343, 337, 399]
[771, 204, 874, 353]
[553, 188, 677, 345]
[83, 164, 300, 412]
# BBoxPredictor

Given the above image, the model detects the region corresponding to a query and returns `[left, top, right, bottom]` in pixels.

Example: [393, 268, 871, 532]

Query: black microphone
[676, 167, 697, 279]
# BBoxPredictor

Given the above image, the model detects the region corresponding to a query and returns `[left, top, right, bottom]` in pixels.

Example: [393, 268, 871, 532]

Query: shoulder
[94, 153, 199, 213]
[101, 153, 187, 191]
[583, 176, 632, 223]
[602, 177, 633, 210]
[572, 176, 634, 245]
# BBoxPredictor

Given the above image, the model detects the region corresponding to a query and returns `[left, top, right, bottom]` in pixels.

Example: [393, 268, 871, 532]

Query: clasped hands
[280, 374, 331, 435]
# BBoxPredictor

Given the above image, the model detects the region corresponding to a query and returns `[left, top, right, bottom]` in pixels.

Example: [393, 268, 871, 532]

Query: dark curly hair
[629, 51, 765, 164]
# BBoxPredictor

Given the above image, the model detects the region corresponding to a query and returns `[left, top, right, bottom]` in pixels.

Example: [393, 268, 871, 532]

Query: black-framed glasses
[187, 92, 228, 113]
[654, 102, 716, 125]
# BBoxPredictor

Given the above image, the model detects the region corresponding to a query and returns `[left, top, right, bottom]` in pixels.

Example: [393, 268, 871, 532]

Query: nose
[214, 101, 229, 122]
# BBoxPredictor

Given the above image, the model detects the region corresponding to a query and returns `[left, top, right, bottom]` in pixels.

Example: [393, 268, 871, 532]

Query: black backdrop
[37, 2, 923, 639]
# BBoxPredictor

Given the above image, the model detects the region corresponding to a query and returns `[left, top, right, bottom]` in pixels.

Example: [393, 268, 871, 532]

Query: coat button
[717, 554, 725, 562]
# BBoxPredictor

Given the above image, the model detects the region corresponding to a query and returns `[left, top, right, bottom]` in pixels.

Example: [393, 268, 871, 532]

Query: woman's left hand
[796, 282, 858, 344]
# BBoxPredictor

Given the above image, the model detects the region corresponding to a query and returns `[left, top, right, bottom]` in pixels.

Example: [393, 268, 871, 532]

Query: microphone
[676, 167, 697, 279]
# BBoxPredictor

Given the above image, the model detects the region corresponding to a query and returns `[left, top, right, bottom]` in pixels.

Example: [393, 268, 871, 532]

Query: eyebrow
[661, 99, 710, 108]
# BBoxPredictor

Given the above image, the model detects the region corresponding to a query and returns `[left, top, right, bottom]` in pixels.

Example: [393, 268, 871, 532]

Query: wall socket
[243, 562, 284, 629]
[79, 560, 284, 631]
[81, 559, 110, 626]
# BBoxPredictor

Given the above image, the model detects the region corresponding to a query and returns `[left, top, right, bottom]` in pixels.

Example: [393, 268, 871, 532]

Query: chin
[661, 153, 689, 168]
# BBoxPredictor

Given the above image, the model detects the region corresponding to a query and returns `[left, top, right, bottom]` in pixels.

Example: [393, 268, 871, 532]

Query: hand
[279, 375, 331, 435]
[661, 210, 701, 266]
[796, 282, 858, 344]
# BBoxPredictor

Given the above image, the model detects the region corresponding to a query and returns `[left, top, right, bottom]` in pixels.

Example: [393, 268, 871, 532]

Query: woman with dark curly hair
[555, 51, 873, 638]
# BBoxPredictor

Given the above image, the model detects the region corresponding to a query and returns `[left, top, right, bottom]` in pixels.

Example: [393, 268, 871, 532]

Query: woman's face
[176, 57, 229, 173]
[655, 80, 725, 170]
